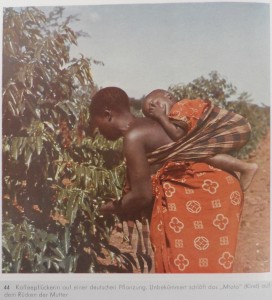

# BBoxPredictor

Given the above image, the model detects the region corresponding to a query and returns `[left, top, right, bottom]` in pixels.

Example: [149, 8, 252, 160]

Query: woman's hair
[89, 87, 130, 118]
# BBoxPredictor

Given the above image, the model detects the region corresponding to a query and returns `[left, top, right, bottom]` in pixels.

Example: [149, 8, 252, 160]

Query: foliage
[169, 71, 237, 107]
[2, 7, 142, 273]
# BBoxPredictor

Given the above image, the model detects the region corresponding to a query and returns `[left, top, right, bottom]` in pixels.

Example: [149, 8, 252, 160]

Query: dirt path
[233, 130, 270, 272]
[109, 130, 270, 273]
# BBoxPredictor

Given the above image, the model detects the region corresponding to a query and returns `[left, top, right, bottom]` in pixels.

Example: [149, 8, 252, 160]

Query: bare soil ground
[233, 130, 270, 273]
[109, 130, 270, 273]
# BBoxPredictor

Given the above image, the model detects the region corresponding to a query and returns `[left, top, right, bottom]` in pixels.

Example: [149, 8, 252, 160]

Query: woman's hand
[100, 199, 121, 215]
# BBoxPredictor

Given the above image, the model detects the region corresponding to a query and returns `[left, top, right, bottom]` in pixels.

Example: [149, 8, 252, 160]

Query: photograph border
[0, 0, 271, 299]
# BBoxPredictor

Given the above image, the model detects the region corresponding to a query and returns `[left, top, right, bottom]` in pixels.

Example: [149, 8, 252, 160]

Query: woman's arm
[100, 128, 153, 215]
[120, 129, 153, 212]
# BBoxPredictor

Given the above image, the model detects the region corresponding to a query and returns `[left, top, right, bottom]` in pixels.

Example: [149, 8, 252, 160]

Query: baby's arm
[148, 102, 186, 141]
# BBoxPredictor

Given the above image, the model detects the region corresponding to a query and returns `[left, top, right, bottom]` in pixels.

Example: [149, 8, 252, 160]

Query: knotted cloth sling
[147, 99, 251, 165]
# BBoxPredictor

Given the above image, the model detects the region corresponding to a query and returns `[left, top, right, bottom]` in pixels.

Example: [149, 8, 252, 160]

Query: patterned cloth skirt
[150, 160, 244, 273]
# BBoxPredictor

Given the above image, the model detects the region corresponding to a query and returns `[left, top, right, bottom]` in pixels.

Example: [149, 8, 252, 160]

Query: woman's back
[125, 116, 174, 174]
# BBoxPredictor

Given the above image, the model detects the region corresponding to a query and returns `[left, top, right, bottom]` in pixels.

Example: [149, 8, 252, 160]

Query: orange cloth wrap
[150, 161, 244, 273]
[168, 98, 210, 132]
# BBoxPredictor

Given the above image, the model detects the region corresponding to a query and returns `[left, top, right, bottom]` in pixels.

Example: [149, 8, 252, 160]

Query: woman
[89, 87, 244, 273]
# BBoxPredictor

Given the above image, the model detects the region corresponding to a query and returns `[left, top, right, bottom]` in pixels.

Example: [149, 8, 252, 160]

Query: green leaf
[3, 222, 16, 232]
[11, 243, 23, 261]
[56, 102, 70, 116]
[11, 138, 19, 160]
[66, 190, 79, 224]
[24, 146, 33, 168]
[49, 246, 65, 260]
[14, 225, 22, 242]
[55, 162, 67, 180]
[64, 226, 70, 255]
[52, 261, 60, 272]
[17, 137, 26, 157]
[22, 220, 35, 240]
[66, 101, 78, 118]
[14, 260, 22, 273]
[36, 136, 43, 155]
[47, 233, 58, 244]
[43, 121, 55, 132]
[2, 236, 10, 253]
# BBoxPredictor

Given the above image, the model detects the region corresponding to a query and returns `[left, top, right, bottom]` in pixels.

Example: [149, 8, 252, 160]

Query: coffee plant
[2, 7, 143, 273]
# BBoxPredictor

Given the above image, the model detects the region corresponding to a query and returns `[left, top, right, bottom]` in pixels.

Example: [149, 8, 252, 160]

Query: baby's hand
[148, 102, 166, 120]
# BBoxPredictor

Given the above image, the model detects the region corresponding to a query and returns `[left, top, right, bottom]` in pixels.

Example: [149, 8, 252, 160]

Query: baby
[142, 89, 258, 191]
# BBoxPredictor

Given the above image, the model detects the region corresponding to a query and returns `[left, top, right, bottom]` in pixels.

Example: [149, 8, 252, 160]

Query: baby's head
[142, 89, 176, 117]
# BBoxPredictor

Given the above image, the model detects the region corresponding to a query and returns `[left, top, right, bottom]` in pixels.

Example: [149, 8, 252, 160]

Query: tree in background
[169, 71, 237, 108]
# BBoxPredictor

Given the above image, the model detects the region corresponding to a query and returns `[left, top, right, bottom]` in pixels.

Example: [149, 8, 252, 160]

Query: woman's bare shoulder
[124, 117, 173, 152]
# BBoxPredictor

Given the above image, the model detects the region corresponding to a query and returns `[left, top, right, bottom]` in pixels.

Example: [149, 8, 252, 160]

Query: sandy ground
[109, 130, 270, 273]
[233, 130, 270, 273]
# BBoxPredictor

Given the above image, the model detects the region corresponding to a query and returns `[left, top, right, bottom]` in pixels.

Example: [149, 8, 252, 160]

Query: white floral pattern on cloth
[230, 191, 242, 206]
[211, 199, 222, 209]
[162, 206, 168, 214]
[163, 182, 176, 198]
[213, 214, 229, 230]
[174, 254, 189, 271]
[199, 258, 209, 268]
[202, 179, 219, 194]
[169, 217, 184, 233]
[208, 165, 221, 171]
[188, 107, 199, 115]
[184, 187, 194, 194]
[174, 239, 184, 248]
[193, 220, 204, 229]
[226, 175, 235, 184]
[196, 172, 206, 177]
[218, 251, 234, 269]
[168, 203, 177, 211]
[186, 200, 202, 214]
[219, 236, 229, 246]
[150, 157, 243, 273]
[194, 236, 210, 251]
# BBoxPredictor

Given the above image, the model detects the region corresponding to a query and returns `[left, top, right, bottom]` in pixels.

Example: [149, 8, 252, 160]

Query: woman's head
[142, 89, 176, 117]
[89, 87, 131, 140]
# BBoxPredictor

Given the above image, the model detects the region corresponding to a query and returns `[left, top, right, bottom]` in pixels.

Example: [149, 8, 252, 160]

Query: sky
[3, 1, 271, 105]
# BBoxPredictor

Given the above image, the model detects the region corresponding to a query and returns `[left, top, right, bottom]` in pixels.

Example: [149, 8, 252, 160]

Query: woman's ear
[104, 109, 112, 121]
